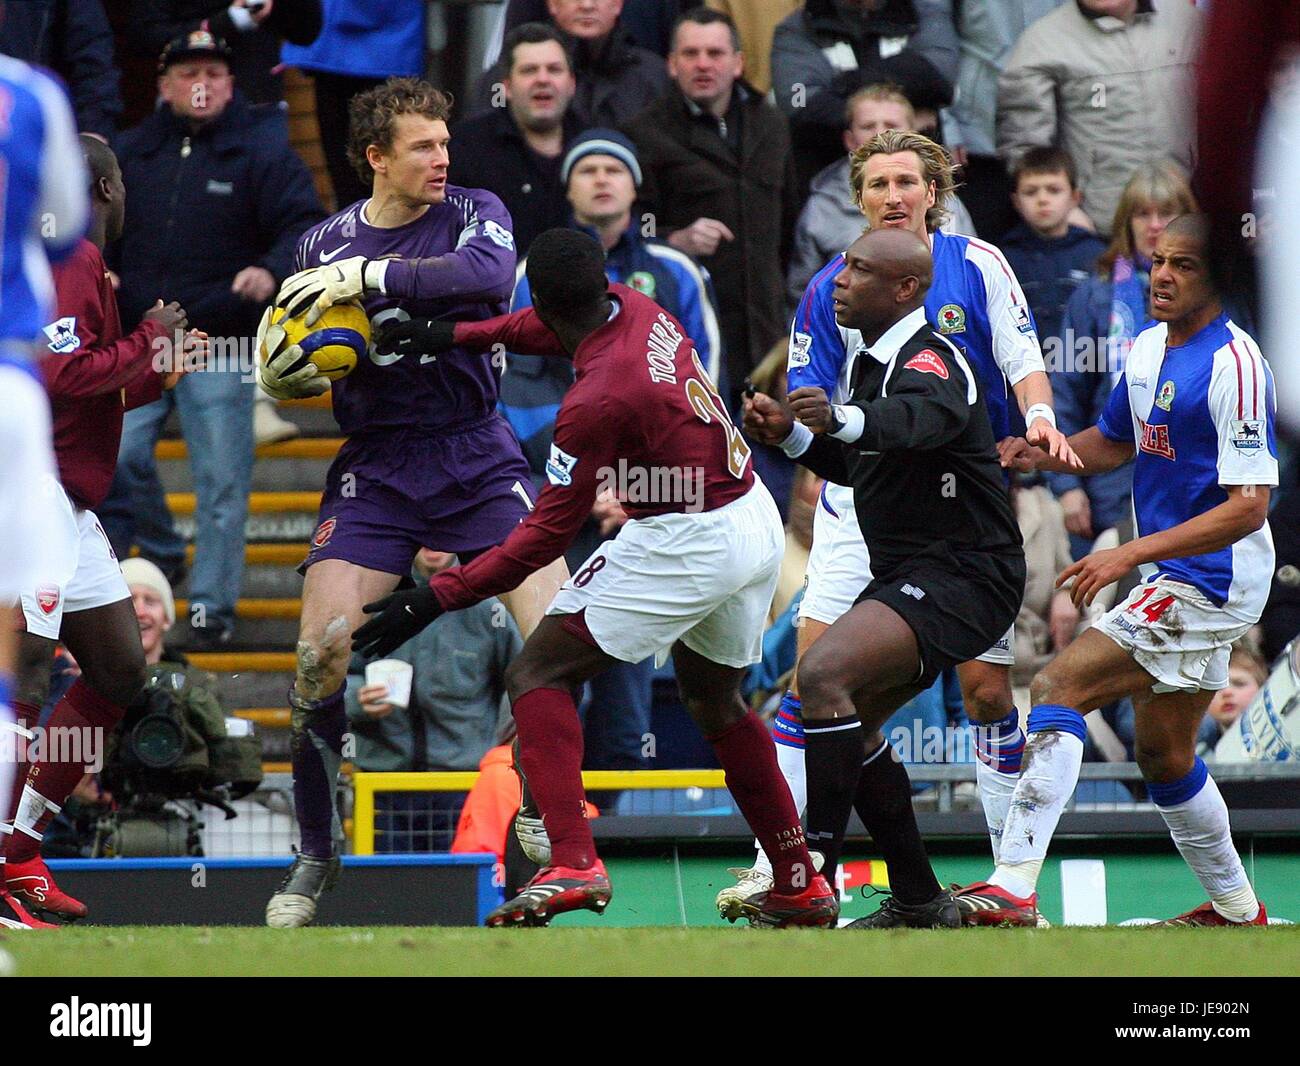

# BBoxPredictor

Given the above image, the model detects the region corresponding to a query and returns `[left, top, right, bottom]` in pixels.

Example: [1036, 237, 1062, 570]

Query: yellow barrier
[351, 769, 728, 855]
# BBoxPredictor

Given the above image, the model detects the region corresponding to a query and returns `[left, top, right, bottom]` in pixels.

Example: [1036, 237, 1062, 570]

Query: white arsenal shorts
[18, 478, 129, 640]
[1095, 574, 1250, 693]
[548, 479, 784, 668]
[798, 481, 1013, 664]
[0, 365, 76, 606]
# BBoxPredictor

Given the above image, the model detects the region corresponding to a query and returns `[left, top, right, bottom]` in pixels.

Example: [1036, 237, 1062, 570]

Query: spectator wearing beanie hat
[497, 126, 724, 789]
[120, 557, 176, 667]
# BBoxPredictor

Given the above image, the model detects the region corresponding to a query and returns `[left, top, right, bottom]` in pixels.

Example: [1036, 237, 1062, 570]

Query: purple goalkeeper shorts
[301, 413, 536, 576]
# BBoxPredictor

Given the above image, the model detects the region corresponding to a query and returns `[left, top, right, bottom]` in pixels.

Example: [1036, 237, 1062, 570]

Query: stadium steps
[148, 390, 339, 755]
[156, 438, 342, 494]
[166, 490, 323, 514]
[176, 597, 301, 647]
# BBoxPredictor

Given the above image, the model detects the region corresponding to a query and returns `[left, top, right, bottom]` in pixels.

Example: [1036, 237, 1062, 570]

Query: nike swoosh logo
[319, 243, 352, 263]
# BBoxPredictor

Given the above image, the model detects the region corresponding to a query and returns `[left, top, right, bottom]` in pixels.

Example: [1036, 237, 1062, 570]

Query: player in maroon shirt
[355, 229, 836, 927]
[8, 136, 206, 926]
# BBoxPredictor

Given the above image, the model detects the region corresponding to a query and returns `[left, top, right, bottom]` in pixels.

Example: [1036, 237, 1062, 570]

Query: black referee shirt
[785, 307, 1024, 579]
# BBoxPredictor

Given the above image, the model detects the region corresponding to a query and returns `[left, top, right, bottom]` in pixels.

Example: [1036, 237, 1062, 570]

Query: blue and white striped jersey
[1098, 314, 1277, 621]
[0, 56, 87, 359]
[787, 229, 1045, 441]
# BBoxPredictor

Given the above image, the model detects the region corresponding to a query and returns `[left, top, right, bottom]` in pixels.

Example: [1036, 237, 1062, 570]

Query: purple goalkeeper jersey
[294, 186, 517, 437]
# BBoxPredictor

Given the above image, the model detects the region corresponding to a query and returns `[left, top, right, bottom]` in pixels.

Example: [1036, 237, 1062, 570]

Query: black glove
[373, 318, 458, 357]
[352, 585, 444, 659]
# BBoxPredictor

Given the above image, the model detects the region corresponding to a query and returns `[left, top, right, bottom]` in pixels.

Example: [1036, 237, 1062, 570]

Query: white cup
[365, 659, 414, 711]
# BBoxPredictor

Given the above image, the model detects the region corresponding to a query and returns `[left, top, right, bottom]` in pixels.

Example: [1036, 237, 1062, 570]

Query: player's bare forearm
[1014, 371, 1082, 469]
[1016, 426, 1132, 475]
[1121, 485, 1271, 570]
[1012, 370, 1052, 414]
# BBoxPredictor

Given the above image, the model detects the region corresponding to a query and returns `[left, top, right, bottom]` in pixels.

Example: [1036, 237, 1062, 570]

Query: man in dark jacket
[128, 0, 323, 105]
[624, 7, 797, 410]
[771, 0, 957, 190]
[101, 31, 324, 648]
[472, 0, 669, 128]
[0, 0, 122, 140]
[450, 23, 585, 256]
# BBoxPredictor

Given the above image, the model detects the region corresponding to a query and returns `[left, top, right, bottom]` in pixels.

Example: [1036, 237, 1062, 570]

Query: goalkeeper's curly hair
[848, 129, 958, 233]
[347, 77, 453, 186]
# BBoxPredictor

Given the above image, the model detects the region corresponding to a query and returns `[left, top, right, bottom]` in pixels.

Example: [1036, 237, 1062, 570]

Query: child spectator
[1199, 644, 1269, 756]
[1000, 147, 1106, 352]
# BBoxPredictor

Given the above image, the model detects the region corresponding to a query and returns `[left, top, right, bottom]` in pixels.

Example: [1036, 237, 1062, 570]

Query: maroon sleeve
[43, 252, 169, 400]
[123, 364, 165, 410]
[1195, 1, 1298, 236]
[428, 393, 619, 611]
[453, 306, 570, 357]
[44, 319, 168, 400]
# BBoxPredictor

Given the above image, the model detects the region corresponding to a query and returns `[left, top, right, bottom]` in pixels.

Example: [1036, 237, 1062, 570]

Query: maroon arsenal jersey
[42, 239, 167, 509]
[429, 283, 755, 611]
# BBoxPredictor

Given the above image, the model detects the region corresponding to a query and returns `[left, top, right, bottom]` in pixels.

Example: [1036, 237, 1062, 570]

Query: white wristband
[363, 260, 389, 294]
[1025, 403, 1056, 430]
[779, 421, 814, 458]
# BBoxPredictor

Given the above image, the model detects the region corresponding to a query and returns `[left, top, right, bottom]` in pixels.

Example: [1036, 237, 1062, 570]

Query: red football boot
[1151, 900, 1268, 927]
[735, 874, 839, 928]
[6, 855, 88, 922]
[0, 888, 59, 930]
[952, 880, 1039, 927]
[485, 859, 613, 927]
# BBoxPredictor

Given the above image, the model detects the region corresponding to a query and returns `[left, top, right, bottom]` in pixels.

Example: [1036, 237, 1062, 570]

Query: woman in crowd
[1045, 162, 1198, 559]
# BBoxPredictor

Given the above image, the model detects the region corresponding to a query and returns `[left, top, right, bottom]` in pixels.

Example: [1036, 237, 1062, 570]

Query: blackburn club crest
[627, 271, 657, 298]
[1155, 380, 1176, 411]
[937, 304, 966, 334]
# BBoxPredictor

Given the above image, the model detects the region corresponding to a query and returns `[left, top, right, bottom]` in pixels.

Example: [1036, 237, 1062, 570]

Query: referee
[743, 227, 1026, 928]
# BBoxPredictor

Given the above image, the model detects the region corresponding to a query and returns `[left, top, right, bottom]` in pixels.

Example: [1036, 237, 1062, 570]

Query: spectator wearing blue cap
[498, 127, 724, 787]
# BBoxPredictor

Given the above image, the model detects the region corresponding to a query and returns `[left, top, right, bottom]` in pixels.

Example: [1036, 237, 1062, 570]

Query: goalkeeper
[258, 77, 567, 928]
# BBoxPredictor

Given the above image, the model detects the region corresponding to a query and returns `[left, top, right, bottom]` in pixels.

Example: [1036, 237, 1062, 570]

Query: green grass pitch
[4, 926, 1298, 977]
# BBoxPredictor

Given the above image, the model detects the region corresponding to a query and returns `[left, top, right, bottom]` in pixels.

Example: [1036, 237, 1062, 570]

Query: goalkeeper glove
[256, 306, 329, 400]
[276, 256, 372, 327]
[352, 585, 444, 659]
[373, 318, 458, 358]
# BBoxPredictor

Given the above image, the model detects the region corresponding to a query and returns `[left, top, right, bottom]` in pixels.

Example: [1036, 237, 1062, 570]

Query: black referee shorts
[855, 545, 1026, 689]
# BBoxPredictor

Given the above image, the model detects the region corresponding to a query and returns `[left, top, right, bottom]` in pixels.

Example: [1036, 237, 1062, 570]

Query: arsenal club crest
[36, 585, 60, 615]
[312, 517, 337, 550]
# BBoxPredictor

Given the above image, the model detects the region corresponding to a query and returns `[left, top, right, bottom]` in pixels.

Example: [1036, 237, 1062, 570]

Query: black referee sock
[853, 739, 943, 905]
[803, 717, 865, 887]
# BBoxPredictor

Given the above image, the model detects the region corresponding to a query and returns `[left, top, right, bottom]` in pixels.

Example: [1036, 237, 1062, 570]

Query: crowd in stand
[17, 0, 1296, 853]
